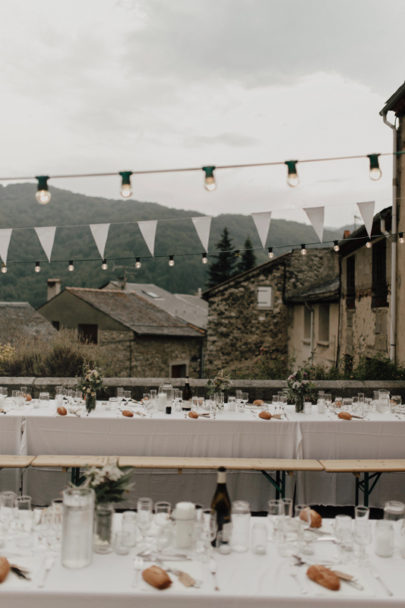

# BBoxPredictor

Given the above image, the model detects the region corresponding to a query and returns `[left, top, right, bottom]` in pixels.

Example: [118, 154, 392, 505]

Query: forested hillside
[0, 183, 343, 307]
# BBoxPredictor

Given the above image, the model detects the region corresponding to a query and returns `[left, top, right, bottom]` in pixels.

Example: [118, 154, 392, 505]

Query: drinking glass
[251, 521, 267, 555]
[16, 495, 33, 539]
[353, 518, 371, 560]
[0, 491, 17, 525]
[280, 498, 293, 517]
[277, 517, 300, 557]
[230, 500, 250, 552]
[121, 511, 137, 547]
[241, 392, 249, 406]
[155, 501, 171, 526]
[334, 514, 353, 558]
[199, 508, 218, 555]
[267, 499, 283, 540]
[355, 505, 369, 520]
[295, 504, 312, 554]
[137, 497, 153, 539]
[384, 500, 405, 521]
[374, 520, 394, 557]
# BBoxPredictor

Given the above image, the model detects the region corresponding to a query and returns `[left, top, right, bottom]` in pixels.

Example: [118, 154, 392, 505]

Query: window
[78, 324, 98, 344]
[171, 363, 187, 378]
[372, 239, 388, 307]
[51, 321, 60, 330]
[346, 256, 355, 309]
[318, 304, 330, 343]
[257, 286, 272, 309]
[303, 307, 311, 341]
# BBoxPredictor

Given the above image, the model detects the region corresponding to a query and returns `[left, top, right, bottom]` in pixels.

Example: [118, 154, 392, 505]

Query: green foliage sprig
[78, 459, 133, 504]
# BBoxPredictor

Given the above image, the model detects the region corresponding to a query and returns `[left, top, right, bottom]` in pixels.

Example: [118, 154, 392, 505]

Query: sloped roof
[104, 282, 207, 329]
[285, 278, 340, 303]
[0, 302, 56, 342]
[380, 81, 405, 117]
[339, 206, 392, 257]
[64, 288, 203, 337]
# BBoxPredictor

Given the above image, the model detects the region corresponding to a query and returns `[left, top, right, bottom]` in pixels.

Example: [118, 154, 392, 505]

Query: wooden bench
[0, 456, 35, 494]
[320, 459, 405, 506]
[31, 455, 112, 485]
[119, 456, 324, 499]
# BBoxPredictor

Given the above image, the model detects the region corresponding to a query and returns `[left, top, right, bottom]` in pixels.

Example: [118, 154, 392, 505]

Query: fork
[290, 568, 308, 595]
[132, 557, 144, 589]
[37, 555, 55, 588]
[209, 558, 220, 591]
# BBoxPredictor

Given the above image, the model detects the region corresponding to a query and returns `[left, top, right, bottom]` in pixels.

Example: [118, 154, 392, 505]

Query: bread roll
[338, 411, 352, 420]
[25, 394, 32, 401]
[253, 399, 264, 406]
[57, 406, 67, 416]
[307, 564, 340, 591]
[258, 410, 271, 420]
[188, 411, 199, 419]
[122, 409, 134, 417]
[299, 507, 322, 528]
[142, 565, 172, 590]
[0, 557, 10, 583]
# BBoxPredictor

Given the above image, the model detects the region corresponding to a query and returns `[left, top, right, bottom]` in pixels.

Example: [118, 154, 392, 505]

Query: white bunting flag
[34, 226, 56, 262]
[357, 201, 375, 237]
[90, 224, 110, 259]
[192, 216, 212, 252]
[0, 228, 12, 264]
[138, 220, 157, 256]
[303, 206, 325, 242]
[252, 212, 272, 248]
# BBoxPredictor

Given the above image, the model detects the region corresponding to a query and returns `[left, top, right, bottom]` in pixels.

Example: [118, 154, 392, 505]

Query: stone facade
[394, 110, 405, 364]
[204, 248, 339, 376]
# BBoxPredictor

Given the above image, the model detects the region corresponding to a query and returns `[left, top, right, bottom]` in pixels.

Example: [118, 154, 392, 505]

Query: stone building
[38, 287, 205, 377]
[203, 248, 339, 376]
[0, 301, 56, 344]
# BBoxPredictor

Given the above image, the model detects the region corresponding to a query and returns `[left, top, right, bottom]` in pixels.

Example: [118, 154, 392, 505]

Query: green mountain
[0, 183, 343, 307]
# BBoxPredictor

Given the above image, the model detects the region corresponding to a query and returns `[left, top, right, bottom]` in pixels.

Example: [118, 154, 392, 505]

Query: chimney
[47, 278, 61, 301]
[343, 230, 351, 239]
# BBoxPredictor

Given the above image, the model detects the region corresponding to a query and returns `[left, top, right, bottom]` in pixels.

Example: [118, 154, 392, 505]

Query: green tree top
[207, 227, 236, 288]
[237, 237, 256, 273]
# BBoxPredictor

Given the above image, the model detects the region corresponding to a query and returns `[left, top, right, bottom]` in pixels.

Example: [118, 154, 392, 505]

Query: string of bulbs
[1, 231, 402, 275]
[0, 150, 396, 205]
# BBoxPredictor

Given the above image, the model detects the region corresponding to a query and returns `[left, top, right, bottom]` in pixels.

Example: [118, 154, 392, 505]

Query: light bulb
[202, 166, 216, 191]
[399, 233, 404, 244]
[135, 257, 142, 269]
[35, 176, 51, 205]
[168, 255, 175, 267]
[333, 240, 340, 252]
[1, 264, 7, 274]
[68, 260, 74, 271]
[366, 239, 372, 248]
[101, 259, 108, 270]
[301, 244, 307, 255]
[285, 160, 299, 188]
[35, 261, 41, 273]
[119, 171, 133, 198]
[202, 253, 208, 264]
[267, 247, 274, 259]
[368, 154, 382, 181]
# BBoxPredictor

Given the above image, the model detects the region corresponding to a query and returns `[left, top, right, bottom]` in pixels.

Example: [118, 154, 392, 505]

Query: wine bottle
[211, 466, 232, 545]
[182, 376, 193, 404]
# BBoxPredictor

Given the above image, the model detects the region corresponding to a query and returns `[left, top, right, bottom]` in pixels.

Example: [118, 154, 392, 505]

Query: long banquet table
[0, 517, 404, 608]
[1, 399, 405, 508]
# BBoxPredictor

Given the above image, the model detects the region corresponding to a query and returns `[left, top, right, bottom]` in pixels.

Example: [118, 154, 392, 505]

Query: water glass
[0, 491, 17, 525]
[374, 520, 394, 557]
[384, 500, 405, 522]
[137, 497, 153, 537]
[355, 505, 369, 520]
[113, 529, 131, 555]
[121, 511, 137, 547]
[230, 500, 250, 552]
[334, 514, 353, 557]
[155, 501, 171, 527]
[277, 517, 300, 557]
[251, 521, 267, 555]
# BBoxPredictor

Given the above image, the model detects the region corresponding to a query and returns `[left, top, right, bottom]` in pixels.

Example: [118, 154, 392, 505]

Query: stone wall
[340, 245, 391, 363]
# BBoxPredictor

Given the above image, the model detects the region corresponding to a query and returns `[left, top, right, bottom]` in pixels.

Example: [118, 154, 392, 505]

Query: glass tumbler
[230, 500, 250, 552]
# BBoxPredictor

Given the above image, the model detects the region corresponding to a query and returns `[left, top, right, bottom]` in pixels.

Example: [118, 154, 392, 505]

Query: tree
[207, 227, 236, 288]
[237, 237, 256, 273]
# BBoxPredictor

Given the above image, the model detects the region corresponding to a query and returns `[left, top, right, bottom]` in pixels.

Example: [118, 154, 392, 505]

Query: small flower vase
[86, 394, 96, 414]
[61, 487, 95, 568]
[94, 503, 114, 554]
[295, 394, 304, 413]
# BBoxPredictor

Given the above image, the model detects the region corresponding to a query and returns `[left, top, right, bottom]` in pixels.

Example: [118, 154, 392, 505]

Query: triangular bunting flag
[0, 229, 12, 264]
[138, 220, 157, 256]
[34, 226, 56, 262]
[252, 212, 272, 248]
[303, 206, 324, 242]
[90, 224, 110, 259]
[192, 216, 212, 252]
[357, 201, 375, 237]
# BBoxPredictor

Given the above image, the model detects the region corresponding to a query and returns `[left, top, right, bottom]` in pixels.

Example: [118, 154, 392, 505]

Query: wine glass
[295, 504, 312, 554]
[354, 505, 370, 561]
[137, 497, 153, 547]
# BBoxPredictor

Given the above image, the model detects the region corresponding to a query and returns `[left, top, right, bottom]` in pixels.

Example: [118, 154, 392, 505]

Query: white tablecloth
[1, 402, 405, 508]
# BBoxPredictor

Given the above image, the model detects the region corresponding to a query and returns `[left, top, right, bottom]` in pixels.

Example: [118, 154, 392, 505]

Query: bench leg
[261, 470, 286, 499]
[71, 467, 81, 485]
[354, 472, 382, 507]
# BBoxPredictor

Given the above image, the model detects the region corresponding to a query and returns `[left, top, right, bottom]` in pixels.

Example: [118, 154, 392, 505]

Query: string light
[368, 154, 382, 181]
[35, 176, 51, 205]
[35, 261, 41, 273]
[1, 263, 7, 274]
[267, 247, 274, 259]
[201, 252, 208, 264]
[68, 260, 74, 271]
[399, 232, 404, 244]
[119, 171, 133, 198]
[135, 257, 142, 269]
[285, 160, 299, 188]
[366, 238, 372, 248]
[301, 244, 307, 255]
[101, 259, 108, 270]
[202, 166, 216, 191]
[168, 255, 175, 267]
[333, 240, 340, 252]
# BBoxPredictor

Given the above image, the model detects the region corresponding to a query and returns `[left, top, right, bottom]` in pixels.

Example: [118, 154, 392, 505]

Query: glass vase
[61, 487, 95, 569]
[86, 394, 96, 414]
[94, 503, 114, 554]
[295, 395, 304, 413]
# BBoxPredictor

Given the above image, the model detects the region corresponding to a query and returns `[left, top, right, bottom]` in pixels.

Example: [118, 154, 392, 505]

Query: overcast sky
[1, 0, 404, 227]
